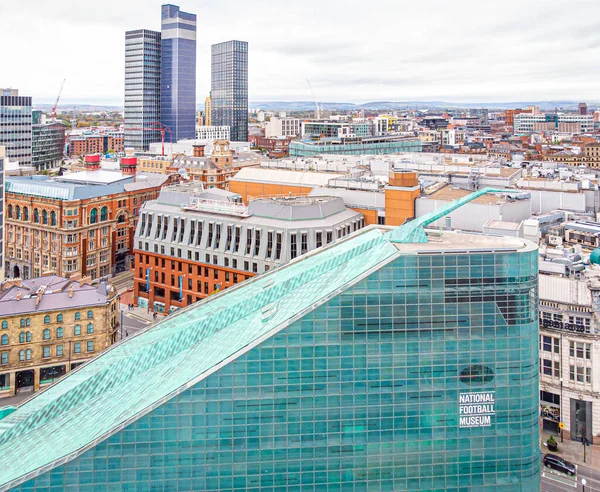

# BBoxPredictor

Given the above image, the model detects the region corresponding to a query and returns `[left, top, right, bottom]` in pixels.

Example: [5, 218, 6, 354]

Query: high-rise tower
[124, 29, 162, 151]
[160, 4, 197, 142]
[211, 40, 248, 142]
[0, 89, 32, 166]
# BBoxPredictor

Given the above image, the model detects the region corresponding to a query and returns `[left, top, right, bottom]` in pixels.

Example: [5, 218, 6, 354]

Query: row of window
[1, 311, 94, 330]
[539, 336, 593, 360]
[1, 324, 94, 345]
[0, 341, 94, 364]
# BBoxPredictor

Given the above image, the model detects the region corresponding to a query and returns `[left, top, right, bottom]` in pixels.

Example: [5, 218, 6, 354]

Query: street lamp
[581, 478, 586, 492]
[559, 377, 564, 443]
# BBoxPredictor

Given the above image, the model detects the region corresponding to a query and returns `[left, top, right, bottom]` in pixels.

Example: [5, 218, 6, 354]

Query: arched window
[19, 350, 24, 362]
[19, 332, 24, 343]
[26, 318, 30, 327]
[117, 214, 126, 224]
[90, 208, 97, 224]
[56, 327, 63, 338]
[23, 207, 29, 221]
[87, 310, 94, 319]
[1, 321, 7, 329]
[43, 329, 50, 340]
[20, 319, 25, 328]
[44, 315, 50, 324]
[33, 208, 39, 223]
[1, 335, 8, 345]
[87, 323, 94, 334]
[7, 204, 12, 219]
[26, 349, 31, 360]
[42, 210, 48, 225]
[100, 206, 108, 222]
[51, 211, 57, 226]
[26, 332, 31, 342]
[57, 314, 63, 323]
[75, 312, 81, 321]
[74, 325, 81, 336]
[15, 206, 21, 220]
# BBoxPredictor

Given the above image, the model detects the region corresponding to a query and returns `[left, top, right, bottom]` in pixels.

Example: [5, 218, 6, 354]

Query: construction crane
[123, 122, 172, 156]
[51, 79, 66, 120]
[306, 79, 322, 120]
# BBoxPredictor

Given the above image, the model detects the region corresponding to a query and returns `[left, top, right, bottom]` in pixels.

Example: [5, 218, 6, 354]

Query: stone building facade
[0, 276, 119, 397]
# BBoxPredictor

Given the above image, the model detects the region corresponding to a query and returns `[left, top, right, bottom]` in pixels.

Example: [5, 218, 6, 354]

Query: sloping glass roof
[0, 228, 399, 489]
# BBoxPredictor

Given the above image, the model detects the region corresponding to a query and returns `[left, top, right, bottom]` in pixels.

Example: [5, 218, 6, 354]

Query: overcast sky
[1, 0, 599, 106]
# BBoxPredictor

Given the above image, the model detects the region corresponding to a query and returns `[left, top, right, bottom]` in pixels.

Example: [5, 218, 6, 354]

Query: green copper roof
[0, 187, 515, 489]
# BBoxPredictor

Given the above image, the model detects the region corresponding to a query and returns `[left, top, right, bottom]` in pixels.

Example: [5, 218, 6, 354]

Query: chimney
[120, 157, 137, 175]
[68, 284, 74, 298]
[16, 290, 22, 300]
[193, 144, 205, 157]
[84, 154, 101, 171]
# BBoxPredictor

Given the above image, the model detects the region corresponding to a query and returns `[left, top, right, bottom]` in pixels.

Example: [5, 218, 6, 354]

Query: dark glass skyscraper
[124, 29, 162, 151]
[211, 40, 248, 142]
[160, 4, 196, 142]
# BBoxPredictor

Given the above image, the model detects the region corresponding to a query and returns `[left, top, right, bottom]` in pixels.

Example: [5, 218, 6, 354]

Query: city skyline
[1, 0, 599, 106]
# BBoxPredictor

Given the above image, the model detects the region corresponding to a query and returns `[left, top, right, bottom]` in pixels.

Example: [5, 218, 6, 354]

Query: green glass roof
[0, 187, 514, 489]
[0, 228, 399, 489]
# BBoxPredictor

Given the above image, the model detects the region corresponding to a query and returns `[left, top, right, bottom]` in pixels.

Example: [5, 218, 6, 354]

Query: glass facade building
[0, 89, 32, 166]
[160, 4, 196, 142]
[31, 116, 66, 171]
[211, 40, 248, 142]
[124, 29, 162, 151]
[0, 198, 540, 491]
[290, 137, 423, 157]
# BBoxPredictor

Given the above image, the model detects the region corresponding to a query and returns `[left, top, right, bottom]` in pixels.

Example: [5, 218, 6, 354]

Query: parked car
[543, 454, 576, 476]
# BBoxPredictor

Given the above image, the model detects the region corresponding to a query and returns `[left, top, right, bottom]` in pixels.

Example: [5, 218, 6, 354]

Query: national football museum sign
[459, 391, 496, 428]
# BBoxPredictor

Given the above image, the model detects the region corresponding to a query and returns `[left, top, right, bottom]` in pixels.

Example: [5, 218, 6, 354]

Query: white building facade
[539, 272, 600, 444]
[195, 126, 230, 141]
[265, 117, 301, 138]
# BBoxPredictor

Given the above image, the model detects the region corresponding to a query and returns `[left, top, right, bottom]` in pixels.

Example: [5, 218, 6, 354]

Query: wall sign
[459, 391, 495, 427]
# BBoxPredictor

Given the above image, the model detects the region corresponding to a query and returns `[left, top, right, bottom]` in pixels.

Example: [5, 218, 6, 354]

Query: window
[20, 319, 25, 328]
[43, 329, 50, 340]
[44, 315, 50, 324]
[1, 321, 7, 329]
[586, 367, 592, 383]
[26, 332, 31, 342]
[51, 211, 56, 226]
[570, 341, 592, 359]
[1, 335, 8, 346]
[56, 345, 63, 356]
[290, 234, 297, 259]
[57, 327, 63, 338]
[74, 342, 81, 354]
[57, 314, 63, 323]
[75, 312, 81, 321]
[543, 359, 552, 376]
[43, 347, 50, 358]
[1, 353, 7, 365]
[42, 210, 48, 225]
[19, 350, 24, 362]
[74, 325, 81, 336]
[19, 332, 24, 343]
[90, 208, 97, 224]
[87, 310, 94, 319]
[33, 208, 39, 223]
[100, 206, 108, 222]
[26, 318, 30, 327]
[316, 232, 322, 248]
[26, 349, 31, 360]
[87, 323, 94, 334]
[87, 341, 94, 352]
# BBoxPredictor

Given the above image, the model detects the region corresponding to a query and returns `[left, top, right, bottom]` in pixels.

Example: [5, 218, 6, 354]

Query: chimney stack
[84, 154, 101, 171]
[193, 144, 205, 158]
[120, 157, 137, 175]
[68, 284, 74, 298]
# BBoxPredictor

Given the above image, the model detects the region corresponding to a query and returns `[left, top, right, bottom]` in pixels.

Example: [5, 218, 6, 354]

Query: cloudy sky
[1, 0, 599, 106]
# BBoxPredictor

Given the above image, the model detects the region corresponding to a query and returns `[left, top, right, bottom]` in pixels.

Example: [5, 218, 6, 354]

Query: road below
[542, 462, 600, 491]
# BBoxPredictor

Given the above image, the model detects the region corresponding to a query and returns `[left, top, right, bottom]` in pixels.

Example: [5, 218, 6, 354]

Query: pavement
[118, 289, 169, 339]
[541, 430, 600, 491]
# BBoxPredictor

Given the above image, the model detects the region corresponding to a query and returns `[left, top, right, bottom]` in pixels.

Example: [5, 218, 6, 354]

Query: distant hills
[250, 100, 598, 112]
[34, 100, 597, 114]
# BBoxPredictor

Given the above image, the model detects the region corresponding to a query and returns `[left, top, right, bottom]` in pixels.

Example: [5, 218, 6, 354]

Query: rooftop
[0, 276, 115, 317]
[423, 185, 528, 205]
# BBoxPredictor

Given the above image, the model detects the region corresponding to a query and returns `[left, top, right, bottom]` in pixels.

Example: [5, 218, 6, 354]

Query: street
[119, 307, 152, 339]
[542, 463, 600, 491]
